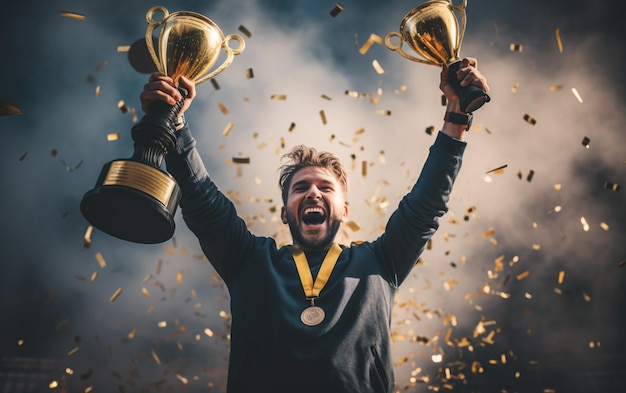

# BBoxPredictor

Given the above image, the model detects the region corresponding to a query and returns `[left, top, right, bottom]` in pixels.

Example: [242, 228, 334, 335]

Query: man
[140, 57, 489, 392]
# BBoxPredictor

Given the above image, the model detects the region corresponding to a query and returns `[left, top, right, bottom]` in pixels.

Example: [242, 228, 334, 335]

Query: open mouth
[302, 206, 326, 225]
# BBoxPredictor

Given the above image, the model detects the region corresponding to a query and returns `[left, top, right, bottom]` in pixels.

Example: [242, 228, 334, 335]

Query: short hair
[278, 145, 348, 204]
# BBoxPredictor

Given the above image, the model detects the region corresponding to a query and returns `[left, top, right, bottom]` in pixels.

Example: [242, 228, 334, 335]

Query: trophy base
[80, 160, 181, 244]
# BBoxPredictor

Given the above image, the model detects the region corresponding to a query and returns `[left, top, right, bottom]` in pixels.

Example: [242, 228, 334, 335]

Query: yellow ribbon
[290, 243, 342, 300]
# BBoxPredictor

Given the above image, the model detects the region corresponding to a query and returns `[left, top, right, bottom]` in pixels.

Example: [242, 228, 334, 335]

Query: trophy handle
[194, 33, 246, 85]
[145, 6, 168, 75]
[450, 0, 467, 55]
[384, 32, 438, 66]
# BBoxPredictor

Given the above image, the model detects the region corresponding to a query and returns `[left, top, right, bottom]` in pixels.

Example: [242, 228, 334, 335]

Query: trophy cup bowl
[80, 6, 245, 244]
[385, 0, 490, 113]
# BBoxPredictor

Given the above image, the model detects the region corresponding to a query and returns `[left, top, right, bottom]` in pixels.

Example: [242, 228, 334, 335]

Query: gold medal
[290, 243, 342, 327]
[301, 305, 325, 326]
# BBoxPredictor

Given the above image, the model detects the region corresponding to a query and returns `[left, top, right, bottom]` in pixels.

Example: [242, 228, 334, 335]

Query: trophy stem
[447, 60, 490, 113]
[131, 86, 188, 166]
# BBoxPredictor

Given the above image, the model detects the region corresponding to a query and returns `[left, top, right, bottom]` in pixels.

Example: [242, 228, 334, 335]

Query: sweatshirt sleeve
[164, 126, 256, 284]
[374, 131, 466, 286]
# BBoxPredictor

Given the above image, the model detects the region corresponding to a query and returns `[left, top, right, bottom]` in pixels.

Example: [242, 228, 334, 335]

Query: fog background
[1, 0, 624, 391]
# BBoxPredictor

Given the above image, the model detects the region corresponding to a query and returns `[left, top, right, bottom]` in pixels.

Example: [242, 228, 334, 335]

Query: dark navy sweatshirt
[165, 127, 466, 393]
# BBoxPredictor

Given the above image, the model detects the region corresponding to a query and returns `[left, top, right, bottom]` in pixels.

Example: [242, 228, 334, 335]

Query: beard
[284, 210, 342, 251]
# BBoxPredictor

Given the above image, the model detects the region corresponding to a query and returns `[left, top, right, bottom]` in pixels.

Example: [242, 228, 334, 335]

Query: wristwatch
[444, 111, 473, 130]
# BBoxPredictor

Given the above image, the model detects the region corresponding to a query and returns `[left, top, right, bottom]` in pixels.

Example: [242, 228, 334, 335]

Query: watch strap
[444, 111, 473, 129]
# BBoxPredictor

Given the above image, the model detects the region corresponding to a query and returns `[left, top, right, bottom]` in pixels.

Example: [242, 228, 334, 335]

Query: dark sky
[1, 0, 625, 391]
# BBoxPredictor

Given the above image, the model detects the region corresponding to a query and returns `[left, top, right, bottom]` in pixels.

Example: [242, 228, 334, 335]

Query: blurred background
[1, 0, 624, 391]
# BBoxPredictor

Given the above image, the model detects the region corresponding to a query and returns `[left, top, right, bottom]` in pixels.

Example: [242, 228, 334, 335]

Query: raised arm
[139, 73, 255, 283]
[375, 57, 488, 285]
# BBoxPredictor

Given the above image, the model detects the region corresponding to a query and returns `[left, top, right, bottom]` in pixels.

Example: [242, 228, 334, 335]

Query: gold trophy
[81, 6, 245, 244]
[385, 0, 489, 113]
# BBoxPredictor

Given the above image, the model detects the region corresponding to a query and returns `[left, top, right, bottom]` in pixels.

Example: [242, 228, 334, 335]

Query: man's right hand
[139, 72, 196, 116]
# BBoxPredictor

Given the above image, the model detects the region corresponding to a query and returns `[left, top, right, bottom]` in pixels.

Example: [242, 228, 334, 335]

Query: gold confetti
[482, 227, 495, 238]
[555, 28, 563, 53]
[580, 216, 590, 232]
[319, 110, 327, 125]
[176, 374, 189, 384]
[217, 101, 229, 114]
[67, 346, 80, 356]
[372, 59, 385, 74]
[571, 88, 583, 103]
[83, 226, 93, 248]
[151, 349, 161, 365]
[557, 270, 565, 284]
[329, 3, 344, 17]
[271, 94, 287, 100]
[116, 45, 130, 52]
[361, 161, 367, 176]
[509, 43, 523, 52]
[358, 38, 374, 55]
[109, 288, 123, 302]
[604, 181, 619, 191]
[245, 68, 254, 78]
[523, 114, 537, 125]
[582, 292, 591, 302]
[95, 61, 108, 71]
[600, 222, 609, 231]
[223, 122, 234, 136]
[549, 85, 563, 91]
[485, 164, 507, 174]
[511, 83, 519, 93]
[345, 221, 360, 231]
[141, 288, 150, 297]
[94, 252, 107, 268]
[395, 85, 408, 94]
[526, 170, 535, 182]
[376, 109, 391, 116]
[238, 25, 252, 38]
[176, 271, 183, 285]
[0, 99, 23, 116]
[106, 133, 120, 141]
[61, 11, 85, 21]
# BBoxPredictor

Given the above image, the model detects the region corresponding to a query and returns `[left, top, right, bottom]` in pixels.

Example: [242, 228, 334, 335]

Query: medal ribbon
[290, 243, 342, 300]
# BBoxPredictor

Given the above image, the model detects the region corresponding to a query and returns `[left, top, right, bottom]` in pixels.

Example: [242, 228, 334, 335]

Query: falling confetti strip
[60, 11, 85, 21]
[0, 99, 22, 116]
[329, 3, 344, 17]
[555, 28, 564, 52]
[238, 25, 252, 38]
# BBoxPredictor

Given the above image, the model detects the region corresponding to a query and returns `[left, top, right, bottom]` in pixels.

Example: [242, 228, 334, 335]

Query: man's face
[281, 166, 348, 251]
